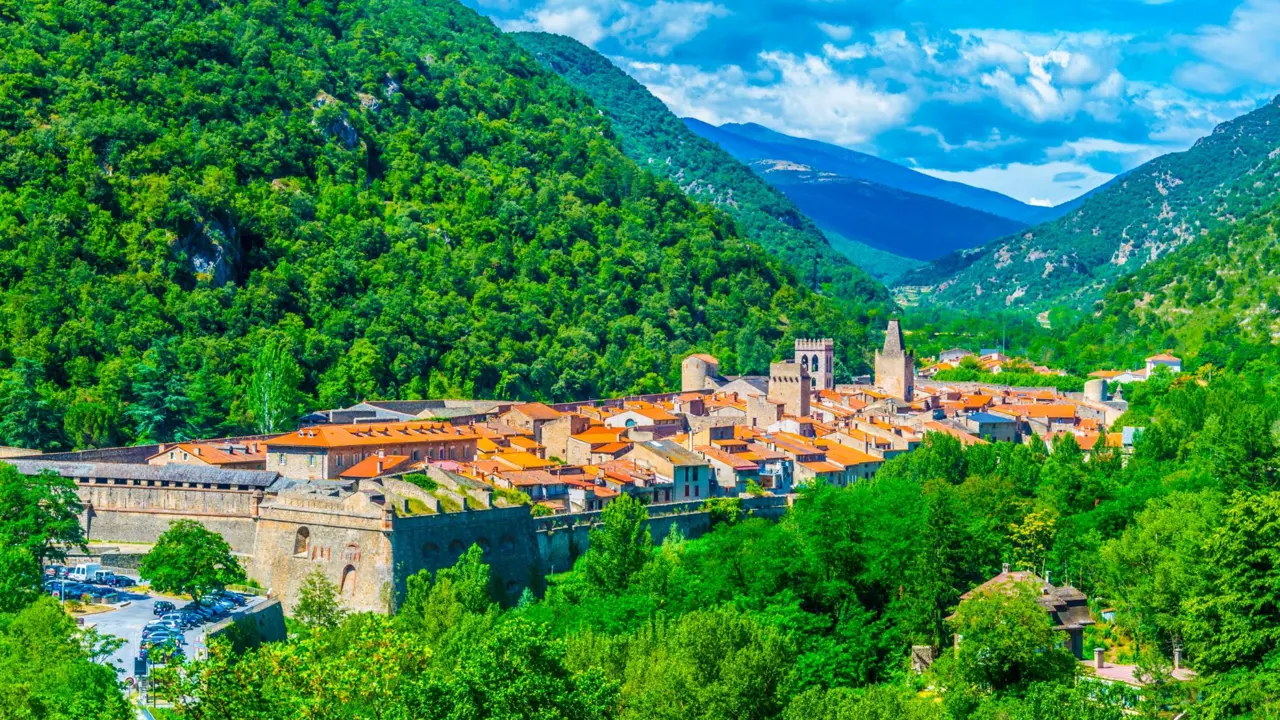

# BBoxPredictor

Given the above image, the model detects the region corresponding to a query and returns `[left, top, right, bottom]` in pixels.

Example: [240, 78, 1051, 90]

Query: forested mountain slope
[685, 119, 1062, 225]
[509, 32, 894, 290]
[901, 96, 1280, 312]
[1056, 200, 1280, 374]
[0, 0, 882, 451]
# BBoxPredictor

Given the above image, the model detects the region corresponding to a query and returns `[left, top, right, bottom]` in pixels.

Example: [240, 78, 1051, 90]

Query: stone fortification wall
[249, 493, 392, 614]
[79, 483, 260, 552]
[391, 506, 541, 604]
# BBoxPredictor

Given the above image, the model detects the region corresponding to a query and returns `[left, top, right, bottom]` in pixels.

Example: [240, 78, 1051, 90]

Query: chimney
[1094, 648, 1104, 669]
[1173, 648, 1182, 671]
[194, 447, 201, 456]
[376, 461, 383, 474]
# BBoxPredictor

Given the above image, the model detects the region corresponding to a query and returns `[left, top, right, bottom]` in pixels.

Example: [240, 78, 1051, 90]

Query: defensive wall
[12, 457, 790, 614]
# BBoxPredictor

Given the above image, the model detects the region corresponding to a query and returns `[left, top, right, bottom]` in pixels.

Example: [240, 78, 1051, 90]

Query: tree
[1100, 490, 1219, 650]
[949, 581, 1076, 692]
[247, 337, 305, 434]
[140, 520, 245, 603]
[127, 342, 192, 443]
[0, 546, 42, 613]
[293, 569, 346, 631]
[0, 358, 63, 451]
[1010, 509, 1056, 572]
[399, 544, 495, 645]
[580, 494, 652, 595]
[0, 464, 86, 565]
[1186, 491, 1280, 672]
[0, 597, 131, 720]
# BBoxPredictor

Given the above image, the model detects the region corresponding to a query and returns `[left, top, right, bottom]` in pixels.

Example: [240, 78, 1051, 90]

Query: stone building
[767, 361, 811, 417]
[875, 319, 915, 402]
[681, 353, 725, 392]
[265, 422, 479, 480]
[795, 338, 835, 391]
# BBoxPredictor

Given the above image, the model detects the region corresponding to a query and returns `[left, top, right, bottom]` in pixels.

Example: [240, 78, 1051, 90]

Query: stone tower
[681, 353, 720, 392]
[767, 361, 811, 418]
[795, 338, 835, 391]
[875, 319, 914, 402]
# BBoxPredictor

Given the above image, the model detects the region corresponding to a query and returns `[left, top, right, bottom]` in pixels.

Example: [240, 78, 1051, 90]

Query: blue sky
[465, 0, 1280, 206]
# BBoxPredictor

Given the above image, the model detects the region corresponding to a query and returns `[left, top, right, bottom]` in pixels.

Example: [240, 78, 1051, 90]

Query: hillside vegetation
[509, 32, 892, 294]
[0, 0, 883, 451]
[1052, 200, 1280, 374]
[902, 96, 1280, 312]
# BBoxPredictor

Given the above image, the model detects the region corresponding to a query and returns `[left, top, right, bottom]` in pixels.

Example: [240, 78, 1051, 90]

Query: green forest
[0, 0, 890, 452]
[9, 364, 1280, 718]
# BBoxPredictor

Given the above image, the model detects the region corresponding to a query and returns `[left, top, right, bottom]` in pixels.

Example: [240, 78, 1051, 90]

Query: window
[308, 454, 315, 467]
[279, 453, 286, 466]
[337, 455, 344, 468]
[412, 450, 419, 462]
[168, 451, 174, 460]
[684, 485, 690, 498]
[294, 527, 311, 557]
[694, 485, 700, 497]
[182, 452, 189, 461]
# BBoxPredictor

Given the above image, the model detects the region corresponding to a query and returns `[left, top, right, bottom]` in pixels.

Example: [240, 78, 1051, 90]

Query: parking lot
[47, 571, 265, 684]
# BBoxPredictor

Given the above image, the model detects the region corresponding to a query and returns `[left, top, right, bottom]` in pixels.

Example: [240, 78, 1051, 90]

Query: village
[4, 320, 1194, 697]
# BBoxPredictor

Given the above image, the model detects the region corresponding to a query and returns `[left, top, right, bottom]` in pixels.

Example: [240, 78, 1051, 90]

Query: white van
[67, 563, 101, 582]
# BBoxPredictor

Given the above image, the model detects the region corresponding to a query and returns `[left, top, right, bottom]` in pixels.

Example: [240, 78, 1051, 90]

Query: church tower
[874, 319, 914, 402]
[795, 338, 835, 391]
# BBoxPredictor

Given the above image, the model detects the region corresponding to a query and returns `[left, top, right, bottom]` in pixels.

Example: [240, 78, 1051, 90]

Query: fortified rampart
[12, 458, 787, 614]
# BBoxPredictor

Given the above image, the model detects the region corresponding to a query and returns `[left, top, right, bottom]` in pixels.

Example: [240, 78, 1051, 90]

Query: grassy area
[401, 497, 436, 516]
[493, 487, 532, 507]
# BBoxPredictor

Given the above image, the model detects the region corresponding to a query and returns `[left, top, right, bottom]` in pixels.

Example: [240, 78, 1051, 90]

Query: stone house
[265, 422, 479, 480]
[628, 439, 711, 502]
[148, 441, 268, 470]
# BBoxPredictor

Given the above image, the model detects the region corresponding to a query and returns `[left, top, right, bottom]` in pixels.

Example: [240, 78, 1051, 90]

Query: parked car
[153, 600, 176, 615]
[44, 565, 64, 578]
[216, 591, 248, 607]
[160, 612, 197, 629]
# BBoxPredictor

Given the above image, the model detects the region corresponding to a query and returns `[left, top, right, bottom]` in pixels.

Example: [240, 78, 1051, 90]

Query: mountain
[1055, 200, 1280, 374]
[684, 119, 1064, 225]
[0, 0, 884, 451]
[900, 96, 1280, 313]
[508, 32, 892, 293]
[752, 162, 1026, 262]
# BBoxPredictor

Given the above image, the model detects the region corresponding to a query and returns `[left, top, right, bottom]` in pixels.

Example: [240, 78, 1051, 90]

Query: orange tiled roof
[339, 454, 411, 479]
[510, 402, 562, 421]
[268, 422, 478, 449]
[151, 441, 269, 465]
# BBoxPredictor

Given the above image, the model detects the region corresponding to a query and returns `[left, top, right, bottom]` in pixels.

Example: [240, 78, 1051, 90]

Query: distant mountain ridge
[752, 163, 1026, 262]
[510, 31, 890, 298]
[900, 95, 1280, 313]
[684, 119, 1065, 225]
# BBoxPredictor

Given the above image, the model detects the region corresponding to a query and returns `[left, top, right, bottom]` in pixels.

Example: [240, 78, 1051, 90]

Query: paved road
[83, 591, 264, 685]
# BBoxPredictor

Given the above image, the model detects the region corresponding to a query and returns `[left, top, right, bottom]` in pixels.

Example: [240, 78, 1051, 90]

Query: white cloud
[920, 161, 1113, 206]
[621, 53, 912, 146]
[503, 0, 727, 54]
[1177, 0, 1280, 93]
[817, 22, 853, 41]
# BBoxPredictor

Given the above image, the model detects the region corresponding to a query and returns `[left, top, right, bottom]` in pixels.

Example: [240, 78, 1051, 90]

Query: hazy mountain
[684, 119, 1066, 225]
